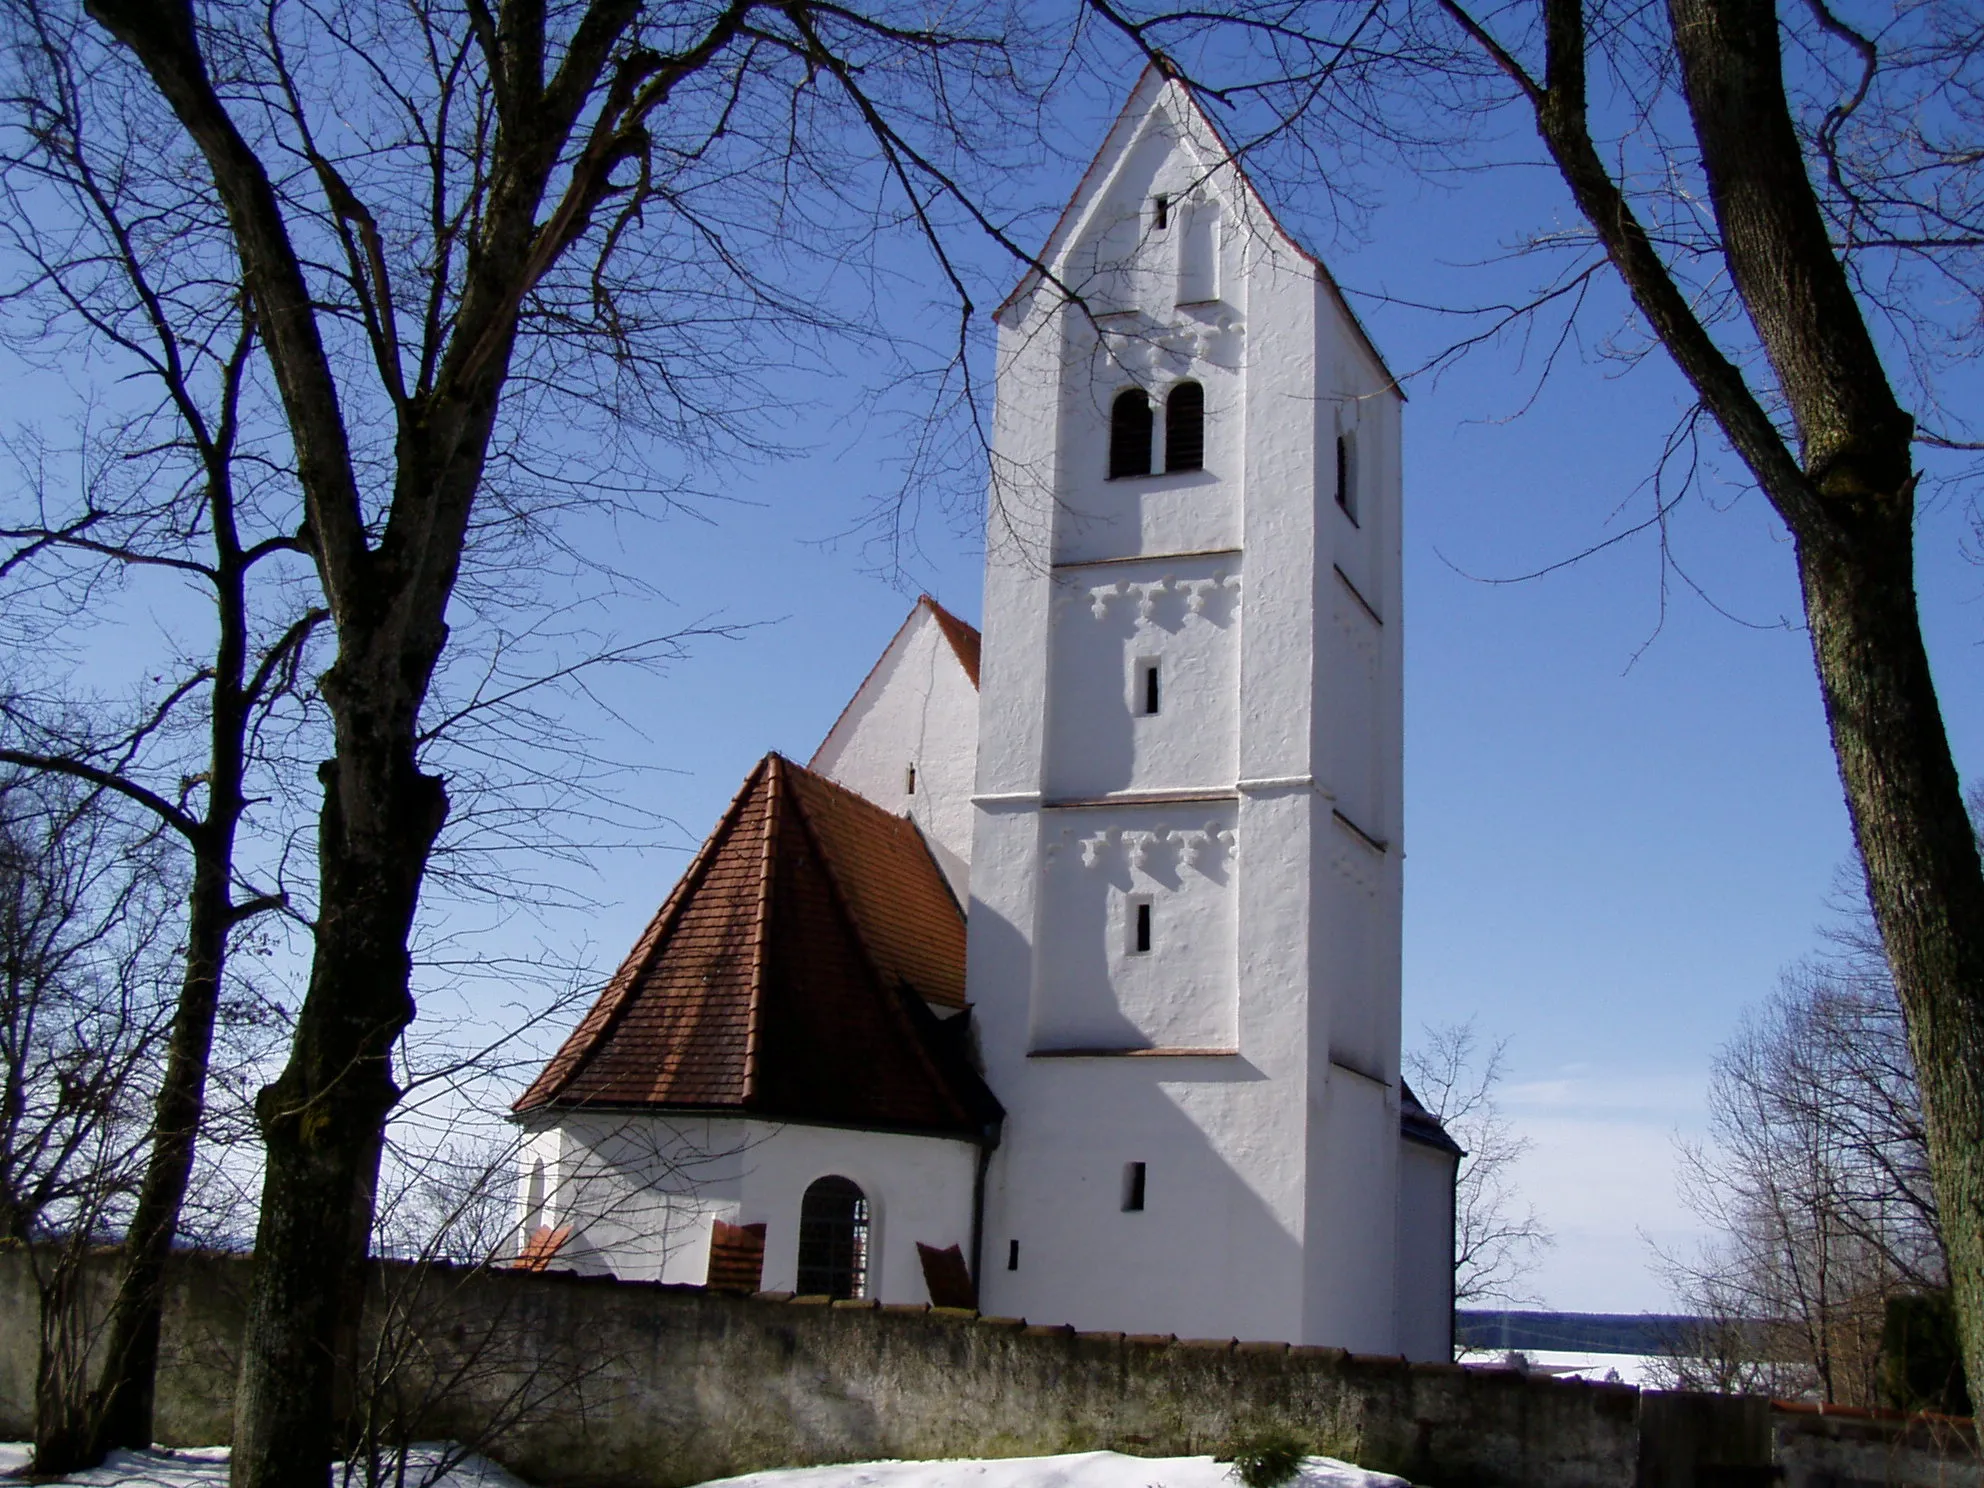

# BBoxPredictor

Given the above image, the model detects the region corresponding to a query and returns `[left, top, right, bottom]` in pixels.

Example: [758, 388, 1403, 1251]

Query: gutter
[969, 1117, 1002, 1304]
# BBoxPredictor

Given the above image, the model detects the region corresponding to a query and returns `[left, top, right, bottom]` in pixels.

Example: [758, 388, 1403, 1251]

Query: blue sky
[10, 54, 1981, 1314]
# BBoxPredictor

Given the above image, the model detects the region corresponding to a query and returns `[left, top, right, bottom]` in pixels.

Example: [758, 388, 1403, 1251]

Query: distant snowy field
[0, 1446, 1412, 1488]
[1463, 1350, 1667, 1387]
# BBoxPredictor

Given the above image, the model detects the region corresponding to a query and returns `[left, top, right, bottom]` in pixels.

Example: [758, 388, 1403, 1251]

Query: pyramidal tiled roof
[515, 754, 999, 1137]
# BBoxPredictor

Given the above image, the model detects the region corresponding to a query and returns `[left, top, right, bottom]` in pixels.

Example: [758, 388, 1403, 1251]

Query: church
[512, 65, 1461, 1361]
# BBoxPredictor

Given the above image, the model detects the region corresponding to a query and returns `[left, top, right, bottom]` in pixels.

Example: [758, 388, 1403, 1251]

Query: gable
[809, 596, 980, 889]
[995, 64, 1398, 398]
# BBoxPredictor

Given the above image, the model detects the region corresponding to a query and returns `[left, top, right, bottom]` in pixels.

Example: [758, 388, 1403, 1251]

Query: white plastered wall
[967, 70, 1415, 1349]
[514, 1114, 980, 1303]
[811, 604, 980, 899]
[1395, 1135, 1459, 1362]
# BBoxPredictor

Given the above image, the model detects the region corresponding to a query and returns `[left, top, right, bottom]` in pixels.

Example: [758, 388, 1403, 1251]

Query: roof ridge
[514, 758, 772, 1113]
[743, 753, 784, 1103]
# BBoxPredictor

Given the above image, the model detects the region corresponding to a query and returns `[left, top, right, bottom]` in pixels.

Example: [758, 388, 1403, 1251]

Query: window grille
[796, 1175, 870, 1299]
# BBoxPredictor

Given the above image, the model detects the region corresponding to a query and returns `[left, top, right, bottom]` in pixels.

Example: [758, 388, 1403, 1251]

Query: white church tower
[967, 67, 1435, 1353]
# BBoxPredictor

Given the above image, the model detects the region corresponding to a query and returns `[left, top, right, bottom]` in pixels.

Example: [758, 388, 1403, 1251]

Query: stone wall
[1771, 1400, 1982, 1488]
[0, 1248, 1637, 1488]
[9, 1249, 1979, 1487]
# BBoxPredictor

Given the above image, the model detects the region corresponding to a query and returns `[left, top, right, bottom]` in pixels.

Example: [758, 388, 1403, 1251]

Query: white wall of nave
[514, 1116, 979, 1304]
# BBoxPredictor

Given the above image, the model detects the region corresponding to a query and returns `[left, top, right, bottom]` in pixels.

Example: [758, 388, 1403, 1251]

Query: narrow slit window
[1165, 382, 1204, 472]
[1109, 389, 1154, 479]
[1153, 195, 1170, 230]
[1138, 660, 1161, 716]
[1133, 899, 1153, 955]
[905, 763, 917, 795]
[1007, 1239, 1020, 1271]
[1336, 431, 1358, 525]
[1123, 1162, 1147, 1212]
[522, 1159, 546, 1236]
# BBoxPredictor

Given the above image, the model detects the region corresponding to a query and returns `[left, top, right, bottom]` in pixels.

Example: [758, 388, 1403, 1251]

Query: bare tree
[1406, 1021, 1552, 1312]
[1084, 0, 1984, 1397]
[0, 4, 338, 1460]
[1657, 842, 1950, 1405]
[0, 769, 176, 1244]
[0, 767, 184, 1468]
[40, 6, 1086, 1484]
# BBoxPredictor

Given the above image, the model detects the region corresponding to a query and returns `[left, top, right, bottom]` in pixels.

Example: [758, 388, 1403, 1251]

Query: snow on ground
[1, 1447, 1412, 1488]
[693, 1451, 1411, 1488]
[0, 1443, 529, 1487]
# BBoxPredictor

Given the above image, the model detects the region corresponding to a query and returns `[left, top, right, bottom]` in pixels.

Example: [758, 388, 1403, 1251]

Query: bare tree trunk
[1451, 0, 1984, 1402]
[79, 847, 232, 1459]
[33, 1250, 95, 1471]
[1664, 0, 1984, 1405]
[1793, 508, 1984, 1406]
[230, 738, 444, 1488]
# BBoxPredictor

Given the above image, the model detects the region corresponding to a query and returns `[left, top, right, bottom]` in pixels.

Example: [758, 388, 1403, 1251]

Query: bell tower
[964, 67, 1411, 1350]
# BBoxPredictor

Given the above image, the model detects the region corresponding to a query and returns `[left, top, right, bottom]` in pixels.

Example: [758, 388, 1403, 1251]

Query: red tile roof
[515, 755, 997, 1137]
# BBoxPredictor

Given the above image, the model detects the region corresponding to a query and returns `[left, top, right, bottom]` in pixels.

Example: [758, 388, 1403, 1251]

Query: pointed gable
[515, 755, 996, 1137]
[809, 596, 981, 890]
[993, 63, 1397, 395]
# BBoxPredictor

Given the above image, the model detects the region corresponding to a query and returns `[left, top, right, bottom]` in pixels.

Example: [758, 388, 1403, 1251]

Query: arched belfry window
[1109, 388, 1154, 478]
[1165, 382, 1204, 472]
[796, 1175, 870, 1298]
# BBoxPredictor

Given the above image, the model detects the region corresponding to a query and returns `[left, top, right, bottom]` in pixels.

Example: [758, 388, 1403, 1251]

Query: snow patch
[0, 1443, 530, 1488]
[0, 1446, 1413, 1488]
[689, 1451, 1412, 1488]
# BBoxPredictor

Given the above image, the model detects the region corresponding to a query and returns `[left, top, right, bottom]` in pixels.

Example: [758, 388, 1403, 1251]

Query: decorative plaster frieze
[1059, 822, 1237, 875]
[1126, 580, 1166, 621]
[1082, 571, 1241, 623]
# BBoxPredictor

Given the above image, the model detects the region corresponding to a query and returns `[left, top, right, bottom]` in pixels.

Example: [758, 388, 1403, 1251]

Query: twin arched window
[796, 1174, 870, 1299]
[1109, 382, 1204, 479]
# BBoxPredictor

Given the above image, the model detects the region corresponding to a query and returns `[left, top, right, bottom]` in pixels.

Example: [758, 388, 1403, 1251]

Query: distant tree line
[1658, 811, 1974, 1414]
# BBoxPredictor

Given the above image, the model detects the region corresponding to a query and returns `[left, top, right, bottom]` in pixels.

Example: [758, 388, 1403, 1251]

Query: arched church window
[796, 1175, 870, 1298]
[1108, 389, 1153, 478]
[1165, 382, 1204, 472]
